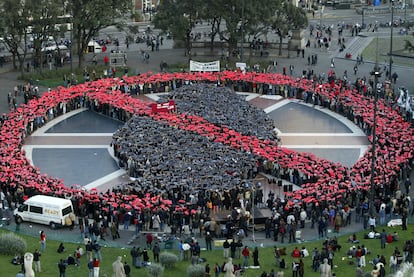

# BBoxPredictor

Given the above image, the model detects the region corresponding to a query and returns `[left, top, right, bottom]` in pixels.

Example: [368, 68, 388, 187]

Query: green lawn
[1, 225, 414, 277]
[362, 35, 414, 68]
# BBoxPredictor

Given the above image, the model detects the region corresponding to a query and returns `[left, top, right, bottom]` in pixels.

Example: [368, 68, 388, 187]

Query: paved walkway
[335, 35, 374, 59]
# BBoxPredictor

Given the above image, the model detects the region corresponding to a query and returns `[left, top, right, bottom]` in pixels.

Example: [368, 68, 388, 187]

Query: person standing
[214, 262, 220, 277]
[75, 247, 82, 267]
[40, 231, 46, 252]
[93, 258, 100, 277]
[93, 240, 102, 261]
[205, 232, 212, 251]
[298, 259, 305, 277]
[130, 246, 138, 267]
[191, 242, 201, 265]
[142, 248, 150, 266]
[86, 240, 93, 261]
[253, 247, 260, 267]
[112, 256, 126, 277]
[58, 259, 67, 277]
[389, 254, 397, 274]
[319, 258, 331, 277]
[136, 247, 143, 268]
[292, 260, 299, 277]
[223, 240, 230, 258]
[242, 246, 250, 268]
[124, 261, 131, 277]
[369, 216, 376, 232]
[33, 249, 41, 272]
[152, 242, 160, 263]
[228, 239, 236, 259]
[88, 259, 94, 277]
[205, 263, 211, 277]
[223, 257, 234, 277]
[14, 214, 20, 232]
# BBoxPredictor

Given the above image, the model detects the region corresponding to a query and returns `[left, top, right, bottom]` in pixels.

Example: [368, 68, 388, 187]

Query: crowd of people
[0, 70, 412, 239]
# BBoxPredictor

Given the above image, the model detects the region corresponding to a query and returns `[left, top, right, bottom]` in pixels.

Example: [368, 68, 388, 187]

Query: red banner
[151, 100, 176, 113]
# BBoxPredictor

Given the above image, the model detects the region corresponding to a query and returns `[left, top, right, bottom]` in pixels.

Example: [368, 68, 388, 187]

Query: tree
[272, 2, 308, 56]
[69, 0, 132, 68]
[153, 0, 202, 58]
[198, 0, 223, 52]
[0, 0, 32, 71]
[27, 0, 66, 73]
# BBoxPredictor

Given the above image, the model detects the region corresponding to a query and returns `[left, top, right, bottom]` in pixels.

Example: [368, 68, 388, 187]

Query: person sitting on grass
[57, 243, 66, 253]
[66, 254, 75, 266]
[347, 234, 359, 244]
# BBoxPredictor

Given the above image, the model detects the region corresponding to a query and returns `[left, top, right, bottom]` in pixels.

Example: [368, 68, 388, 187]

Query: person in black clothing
[57, 243, 65, 253]
[223, 239, 230, 258]
[279, 258, 286, 269]
[191, 242, 201, 265]
[124, 261, 131, 277]
[253, 247, 260, 267]
[33, 249, 41, 272]
[142, 248, 149, 266]
[265, 217, 272, 238]
[230, 239, 237, 259]
[205, 232, 213, 251]
[130, 246, 138, 267]
[153, 242, 160, 263]
[66, 255, 75, 265]
[205, 263, 211, 277]
[58, 259, 67, 277]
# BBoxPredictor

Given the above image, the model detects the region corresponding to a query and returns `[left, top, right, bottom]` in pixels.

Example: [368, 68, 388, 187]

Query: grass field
[1, 224, 413, 277]
[362, 35, 414, 68]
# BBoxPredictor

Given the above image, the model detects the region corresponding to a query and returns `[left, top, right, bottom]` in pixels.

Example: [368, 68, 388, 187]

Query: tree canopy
[69, 0, 132, 67]
[153, 0, 308, 59]
[0, 0, 132, 72]
[153, 0, 203, 57]
[0, 0, 32, 71]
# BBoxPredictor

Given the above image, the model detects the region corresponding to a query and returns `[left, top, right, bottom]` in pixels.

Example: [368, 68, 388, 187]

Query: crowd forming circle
[1, 71, 413, 214]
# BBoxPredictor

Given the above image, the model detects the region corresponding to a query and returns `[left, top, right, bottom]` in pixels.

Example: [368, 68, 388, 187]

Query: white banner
[190, 60, 220, 72]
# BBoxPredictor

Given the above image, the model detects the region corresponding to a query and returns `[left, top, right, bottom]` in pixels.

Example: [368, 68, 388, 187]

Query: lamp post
[389, 0, 394, 80]
[70, 14, 73, 75]
[362, 7, 365, 29]
[240, 0, 245, 63]
[251, 184, 256, 243]
[369, 63, 381, 217]
[404, 0, 407, 22]
[319, 5, 323, 28]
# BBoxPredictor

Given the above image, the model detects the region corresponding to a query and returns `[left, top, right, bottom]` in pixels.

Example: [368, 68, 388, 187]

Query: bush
[187, 264, 205, 277]
[159, 252, 178, 269]
[147, 263, 164, 277]
[0, 233, 27, 255]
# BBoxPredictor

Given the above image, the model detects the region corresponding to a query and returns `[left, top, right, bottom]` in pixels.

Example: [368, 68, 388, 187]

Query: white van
[14, 195, 75, 229]
[87, 41, 102, 53]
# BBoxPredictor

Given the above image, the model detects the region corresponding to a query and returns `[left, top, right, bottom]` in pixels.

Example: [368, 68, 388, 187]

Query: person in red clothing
[355, 246, 363, 267]
[103, 56, 109, 66]
[242, 246, 250, 268]
[93, 258, 100, 277]
[291, 246, 301, 259]
[146, 233, 153, 249]
[40, 231, 46, 252]
[386, 233, 393, 244]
